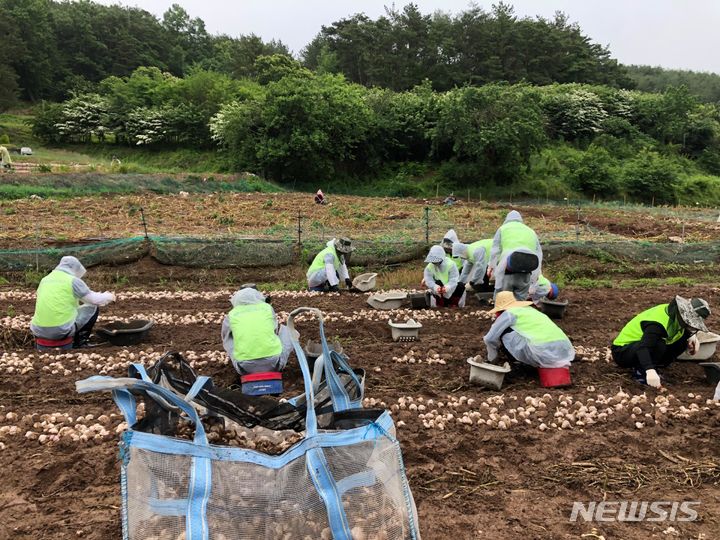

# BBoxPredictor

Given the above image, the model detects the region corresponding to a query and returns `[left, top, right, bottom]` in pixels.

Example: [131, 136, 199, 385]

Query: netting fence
[1, 205, 718, 271]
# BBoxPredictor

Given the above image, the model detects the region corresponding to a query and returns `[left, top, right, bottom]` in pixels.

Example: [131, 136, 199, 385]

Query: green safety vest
[307, 246, 341, 279]
[500, 221, 537, 252]
[507, 306, 568, 344]
[228, 303, 282, 362]
[31, 270, 79, 327]
[613, 304, 684, 347]
[468, 239, 493, 265]
[451, 256, 463, 270]
[426, 259, 451, 285]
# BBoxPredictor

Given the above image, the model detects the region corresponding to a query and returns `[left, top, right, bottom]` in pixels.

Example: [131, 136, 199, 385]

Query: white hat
[425, 245, 446, 264]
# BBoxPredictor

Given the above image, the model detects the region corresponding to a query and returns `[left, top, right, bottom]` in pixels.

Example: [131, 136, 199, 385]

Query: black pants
[611, 341, 676, 370]
[433, 280, 464, 307]
[73, 307, 100, 347]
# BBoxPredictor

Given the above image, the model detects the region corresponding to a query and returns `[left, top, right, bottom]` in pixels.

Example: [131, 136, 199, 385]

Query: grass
[0, 173, 281, 199]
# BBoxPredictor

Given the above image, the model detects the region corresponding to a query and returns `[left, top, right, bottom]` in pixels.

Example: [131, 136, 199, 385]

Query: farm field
[1, 283, 720, 539]
[1, 191, 720, 248]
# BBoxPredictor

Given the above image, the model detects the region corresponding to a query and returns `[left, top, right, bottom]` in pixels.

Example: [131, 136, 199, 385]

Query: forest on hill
[2, 0, 720, 204]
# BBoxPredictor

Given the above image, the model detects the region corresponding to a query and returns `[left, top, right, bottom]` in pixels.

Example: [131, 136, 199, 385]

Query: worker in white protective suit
[483, 291, 575, 368]
[452, 239, 494, 293]
[488, 210, 543, 302]
[30, 256, 116, 347]
[0, 146, 11, 170]
[221, 287, 296, 375]
[529, 274, 560, 305]
[423, 245, 465, 308]
[306, 237, 354, 292]
[441, 229, 463, 272]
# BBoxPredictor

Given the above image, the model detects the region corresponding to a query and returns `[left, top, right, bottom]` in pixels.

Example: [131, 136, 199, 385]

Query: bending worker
[306, 237, 354, 292]
[423, 245, 464, 307]
[488, 210, 542, 301]
[529, 274, 559, 305]
[222, 287, 295, 375]
[30, 256, 116, 347]
[612, 296, 710, 388]
[452, 239, 494, 293]
[441, 229, 463, 272]
[483, 291, 574, 368]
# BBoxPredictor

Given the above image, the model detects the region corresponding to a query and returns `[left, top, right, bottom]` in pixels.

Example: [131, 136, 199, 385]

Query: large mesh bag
[77, 307, 420, 540]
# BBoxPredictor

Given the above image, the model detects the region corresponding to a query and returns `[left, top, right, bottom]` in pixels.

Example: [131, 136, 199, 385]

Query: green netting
[1, 236, 718, 272]
[151, 237, 296, 267]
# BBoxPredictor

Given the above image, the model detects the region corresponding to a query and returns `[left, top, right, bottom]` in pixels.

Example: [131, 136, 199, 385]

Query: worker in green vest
[221, 286, 296, 375]
[612, 296, 710, 388]
[529, 274, 559, 305]
[422, 245, 464, 307]
[30, 256, 116, 347]
[483, 291, 574, 368]
[488, 210, 542, 301]
[306, 237, 354, 292]
[452, 239, 494, 293]
[441, 229, 463, 272]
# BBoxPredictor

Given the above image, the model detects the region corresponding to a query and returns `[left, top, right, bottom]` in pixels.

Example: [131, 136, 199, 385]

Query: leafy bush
[567, 145, 619, 197]
[622, 150, 680, 204]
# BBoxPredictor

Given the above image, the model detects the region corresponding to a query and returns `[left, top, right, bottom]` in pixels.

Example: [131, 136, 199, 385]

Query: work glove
[465, 282, 475, 292]
[328, 284, 339, 292]
[688, 334, 700, 356]
[645, 369, 661, 388]
[438, 286, 447, 296]
[345, 278, 353, 288]
[105, 292, 117, 303]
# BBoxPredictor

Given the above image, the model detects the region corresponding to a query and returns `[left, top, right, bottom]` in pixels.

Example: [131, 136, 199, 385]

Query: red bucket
[538, 367, 571, 388]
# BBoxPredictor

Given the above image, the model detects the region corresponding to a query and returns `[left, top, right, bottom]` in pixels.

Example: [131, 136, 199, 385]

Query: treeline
[0, 0, 634, 108]
[0, 0, 288, 105]
[302, 3, 631, 91]
[32, 62, 720, 204]
[626, 65, 720, 104]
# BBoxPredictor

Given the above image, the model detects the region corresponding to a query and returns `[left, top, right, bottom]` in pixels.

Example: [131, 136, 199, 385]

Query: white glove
[465, 282, 474, 292]
[105, 292, 117, 303]
[687, 334, 700, 356]
[645, 369, 661, 388]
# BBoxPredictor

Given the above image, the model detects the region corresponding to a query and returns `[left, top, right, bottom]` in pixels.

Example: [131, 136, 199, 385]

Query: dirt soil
[2, 284, 720, 539]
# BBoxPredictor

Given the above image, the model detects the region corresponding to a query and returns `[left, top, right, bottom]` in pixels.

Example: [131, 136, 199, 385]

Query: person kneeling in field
[529, 274, 559, 305]
[306, 237, 354, 292]
[483, 291, 574, 368]
[452, 239, 494, 293]
[612, 296, 710, 388]
[423, 245, 465, 307]
[222, 287, 296, 375]
[30, 256, 116, 347]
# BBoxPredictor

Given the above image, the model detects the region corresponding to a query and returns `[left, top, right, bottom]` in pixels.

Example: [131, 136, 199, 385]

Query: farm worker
[423, 245, 465, 308]
[483, 291, 574, 368]
[452, 239, 494, 293]
[0, 146, 11, 169]
[611, 296, 710, 388]
[529, 274, 559, 305]
[30, 256, 116, 347]
[222, 287, 295, 375]
[306, 237, 354, 292]
[441, 229, 463, 271]
[314, 189, 327, 205]
[488, 210, 542, 302]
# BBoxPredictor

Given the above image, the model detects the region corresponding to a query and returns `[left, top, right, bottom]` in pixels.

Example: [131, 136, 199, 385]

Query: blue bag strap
[317, 316, 363, 411]
[184, 376, 211, 403]
[129, 363, 152, 382]
[306, 447, 352, 540]
[286, 308, 321, 437]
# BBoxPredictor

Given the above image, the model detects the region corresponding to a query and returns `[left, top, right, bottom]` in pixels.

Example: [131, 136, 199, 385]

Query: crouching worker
[612, 296, 710, 388]
[306, 237, 354, 292]
[222, 287, 295, 375]
[529, 274, 559, 305]
[30, 256, 116, 348]
[483, 291, 574, 368]
[423, 245, 465, 307]
[453, 239, 494, 293]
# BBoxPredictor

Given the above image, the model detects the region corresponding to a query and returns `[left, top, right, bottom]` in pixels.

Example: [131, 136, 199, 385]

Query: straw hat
[490, 291, 533, 313]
